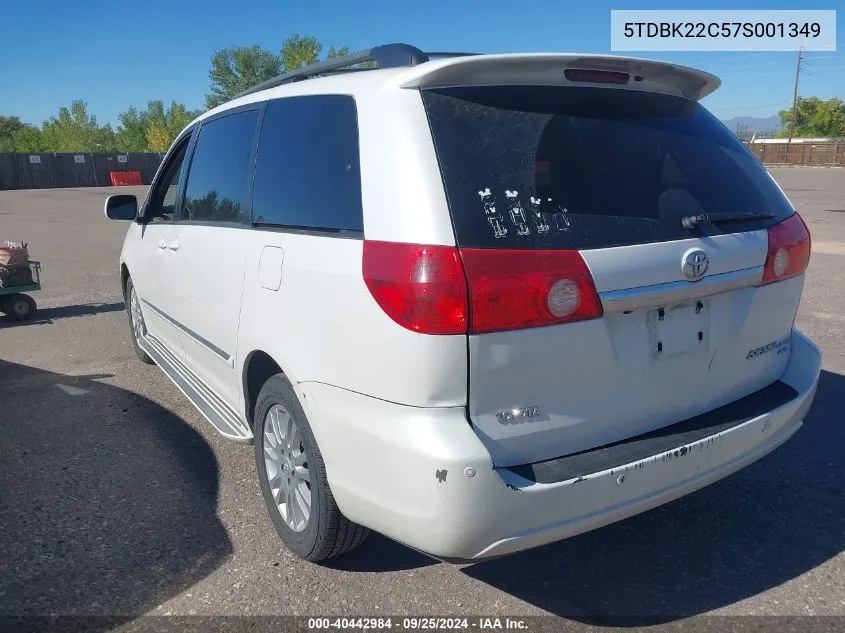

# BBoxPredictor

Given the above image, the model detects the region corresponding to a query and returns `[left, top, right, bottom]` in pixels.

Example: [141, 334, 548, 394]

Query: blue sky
[1, 0, 842, 127]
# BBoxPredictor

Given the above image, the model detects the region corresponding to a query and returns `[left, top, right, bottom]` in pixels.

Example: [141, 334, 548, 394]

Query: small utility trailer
[0, 243, 40, 321]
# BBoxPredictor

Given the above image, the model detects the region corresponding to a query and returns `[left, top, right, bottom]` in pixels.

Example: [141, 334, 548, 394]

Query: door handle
[168, 240, 180, 251]
[158, 239, 167, 250]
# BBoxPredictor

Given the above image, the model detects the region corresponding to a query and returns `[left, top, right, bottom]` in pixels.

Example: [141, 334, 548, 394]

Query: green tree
[117, 100, 200, 152]
[144, 100, 199, 151]
[9, 124, 46, 153]
[40, 100, 116, 152]
[206, 36, 356, 108]
[161, 101, 199, 139]
[206, 45, 283, 109]
[0, 116, 26, 151]
[327, 45, 350, 58]
[145, 117, 171, 153]
[326, 45, 377, 69]
[280, 34, 322, 72]
[115, 106, 149, 152]
[96, 126, 116, 152]
[812, 98, 845, 137]
[778, 97, 845, 138]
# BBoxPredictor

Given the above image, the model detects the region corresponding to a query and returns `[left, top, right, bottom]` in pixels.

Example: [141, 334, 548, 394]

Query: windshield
[421, 85, 795, 250]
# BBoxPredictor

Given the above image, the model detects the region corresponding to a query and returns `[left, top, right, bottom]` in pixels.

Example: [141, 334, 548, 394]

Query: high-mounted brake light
[564, 69, 630, 85]
[760, 213, 811, 286]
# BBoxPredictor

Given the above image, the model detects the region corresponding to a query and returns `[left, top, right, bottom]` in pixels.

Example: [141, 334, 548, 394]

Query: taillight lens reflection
[460, 249, 603, 334]
[362, 241, 468, 335]
[761, 213, 811, 285]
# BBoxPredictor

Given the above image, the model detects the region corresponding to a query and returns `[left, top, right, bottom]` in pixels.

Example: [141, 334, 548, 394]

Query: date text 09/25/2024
[308, 618, 529, 631]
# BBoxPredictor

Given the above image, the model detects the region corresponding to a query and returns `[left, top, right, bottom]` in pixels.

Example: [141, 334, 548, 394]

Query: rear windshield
[421, 86, 794, 250]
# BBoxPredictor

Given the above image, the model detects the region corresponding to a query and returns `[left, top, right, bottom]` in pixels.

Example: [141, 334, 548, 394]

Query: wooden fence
[744, 142, 845, 166]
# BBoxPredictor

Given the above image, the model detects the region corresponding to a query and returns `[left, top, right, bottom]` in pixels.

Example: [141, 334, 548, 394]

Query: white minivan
[105, 44, 821, 563]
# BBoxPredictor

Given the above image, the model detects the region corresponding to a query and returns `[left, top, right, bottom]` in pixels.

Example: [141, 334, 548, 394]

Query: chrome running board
[140, 334, 253, 443]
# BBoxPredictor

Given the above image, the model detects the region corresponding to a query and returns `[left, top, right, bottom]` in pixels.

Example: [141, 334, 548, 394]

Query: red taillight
[363, 242, 603, 335]
[564, 68, 630, 84]
[460, 249, 603, 334]
[362, 241, 468, 335]
[761, 213, 811, 286]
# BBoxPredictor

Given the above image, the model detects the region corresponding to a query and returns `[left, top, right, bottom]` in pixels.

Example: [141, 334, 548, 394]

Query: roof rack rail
[424, 52, 479, 59]
[227, 43, 431, 103]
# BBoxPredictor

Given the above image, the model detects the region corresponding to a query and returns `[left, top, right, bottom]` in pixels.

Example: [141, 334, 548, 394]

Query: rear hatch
[422, 82, 810, 467]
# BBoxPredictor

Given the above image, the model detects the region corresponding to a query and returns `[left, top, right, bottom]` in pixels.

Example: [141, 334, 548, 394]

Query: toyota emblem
[682, 249, 709, 281]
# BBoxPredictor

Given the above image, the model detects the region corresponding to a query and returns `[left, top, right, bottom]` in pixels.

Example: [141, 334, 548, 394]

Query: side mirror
[104, 194, 138, 221]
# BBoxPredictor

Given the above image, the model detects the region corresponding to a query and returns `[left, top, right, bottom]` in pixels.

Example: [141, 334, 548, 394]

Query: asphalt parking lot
[1, 169, 843, 628]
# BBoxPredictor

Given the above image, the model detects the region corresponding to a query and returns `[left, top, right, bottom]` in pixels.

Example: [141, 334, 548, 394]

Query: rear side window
[182, 109, 260, 224]
[422, 86, 795, 250]
[251, 95, 363, 232]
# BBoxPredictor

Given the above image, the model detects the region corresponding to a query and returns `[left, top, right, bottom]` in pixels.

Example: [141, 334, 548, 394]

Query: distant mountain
[720, 115, 783, 135]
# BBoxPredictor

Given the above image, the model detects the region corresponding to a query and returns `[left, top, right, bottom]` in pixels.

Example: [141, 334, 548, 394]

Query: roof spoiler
[393, 53, 720, 100]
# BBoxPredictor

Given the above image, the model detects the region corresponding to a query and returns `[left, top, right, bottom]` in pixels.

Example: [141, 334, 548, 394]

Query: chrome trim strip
[599, 266, 764, 314]
[140, 298, 231, 362]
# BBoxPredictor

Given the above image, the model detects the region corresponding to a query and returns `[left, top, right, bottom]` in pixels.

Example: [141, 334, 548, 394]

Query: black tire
[3, 294, 36, 321]
[254, 374, 369, 562]
[125, 277, 154, 364]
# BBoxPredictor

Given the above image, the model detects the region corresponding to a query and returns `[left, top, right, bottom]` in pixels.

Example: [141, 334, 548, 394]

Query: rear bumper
[298, 329, 821, 561]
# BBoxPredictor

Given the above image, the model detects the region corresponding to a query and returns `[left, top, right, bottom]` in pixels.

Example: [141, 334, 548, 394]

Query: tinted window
[146, 136, 190, 221]
[422, 86, 794, 250]
[182, 109, 259, 224]
[252, 95, 363, 232]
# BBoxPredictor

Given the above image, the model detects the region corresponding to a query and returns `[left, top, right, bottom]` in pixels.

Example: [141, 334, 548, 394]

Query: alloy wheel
[263, 404, 312, 532]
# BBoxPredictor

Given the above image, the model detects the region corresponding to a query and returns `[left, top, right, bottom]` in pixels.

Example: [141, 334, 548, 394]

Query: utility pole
[786, 46, 803, 147]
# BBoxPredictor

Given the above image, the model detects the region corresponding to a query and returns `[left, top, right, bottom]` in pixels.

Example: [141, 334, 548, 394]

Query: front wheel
[125, 277, 154, 364]
[2, 294, 36, 321]
[254, 374, 369, 562]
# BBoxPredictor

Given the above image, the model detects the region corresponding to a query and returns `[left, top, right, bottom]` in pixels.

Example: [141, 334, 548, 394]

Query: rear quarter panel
[235, 230, 468, 416]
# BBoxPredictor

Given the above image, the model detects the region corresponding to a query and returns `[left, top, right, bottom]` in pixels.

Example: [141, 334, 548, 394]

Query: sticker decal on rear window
[505, 190, 531, 236]
[747, 336, 790, 359]
[478, 188, 508, 239]
[479, 187, 573, 239]
[530, 197, 550, 233]
[548, 199, 571, 232]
